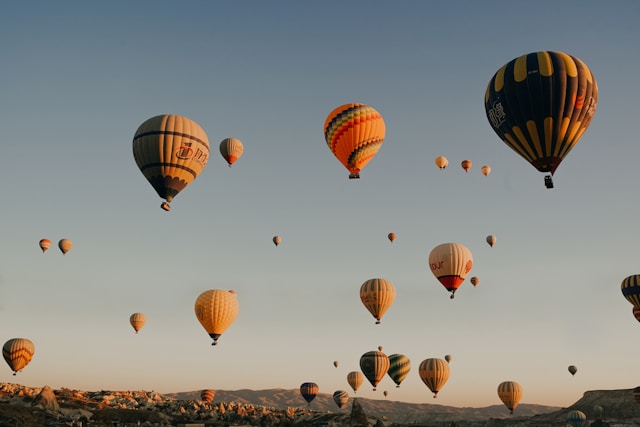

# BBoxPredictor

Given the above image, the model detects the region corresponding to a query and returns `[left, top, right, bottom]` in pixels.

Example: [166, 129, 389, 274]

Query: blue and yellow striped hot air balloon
[299, 382, 319, 406]
[387, 354, 411, 387]
[621, 275, 640, 308]
[484, 51, 598, 188]
[567, 410, 588, 427]
[324, 103, 386, 179]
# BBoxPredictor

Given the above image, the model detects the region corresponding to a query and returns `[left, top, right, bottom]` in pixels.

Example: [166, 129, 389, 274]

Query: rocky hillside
[0, 383, 638, 426]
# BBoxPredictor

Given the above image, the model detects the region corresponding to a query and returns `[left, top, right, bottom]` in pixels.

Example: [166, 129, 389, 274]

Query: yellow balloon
[359, 278, 396, 324]
[2, 338, 35, 375]
[133, 114, 210, 210]
[497, 381, 523, 414]
[129, 313, 146, 334]
[58, 239, 73, 255]
[347, 371, 364, 393]
[418, 358, 450, 398]
[435, 156, 448, 170]
[194, 290, 239, 345]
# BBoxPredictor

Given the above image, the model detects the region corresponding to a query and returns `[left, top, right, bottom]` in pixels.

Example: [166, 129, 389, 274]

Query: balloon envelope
[481, 165, 491, 176]
[484, 51, 598, 180]
[129, 313, 146, 333]
[566, 410, 587, 427]
[461, 160, 472, 172]
[132, 114, 210, 208]
[39, 239, 51, 253]
[428, 243, 473, 298]
[2, 338, 35, 375]
[387, 354, 411, 387]
[486, 235, 496, 247]
[347, 371, 364, 393]
[568, 365, 577, 376]
[300, 382, 319, 405]
[470, 277, 479, 287]
[332, 390, 349, 409]
[418, 358, 450, 397]
[200, 389, 215, 403]
[387, 232, 396, 243]
[273, 236, 282, 246]
[58, 239, 73, 255]
[359, 278, 396, 324]
[324, 103, 386, 179]
[360, 350, 389, 390]
[621, 275, 640, 308]
[435, 156, 448, 169]
[194, 290, 239, 345]
[497, 381, 523, 414]
[333, 360, 339, 368]
[219, 137, 244, 167]
[444, 354, 452, 363]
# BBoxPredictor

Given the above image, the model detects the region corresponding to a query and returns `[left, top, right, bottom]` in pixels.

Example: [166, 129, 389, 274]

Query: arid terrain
[0, 383, 639, 426]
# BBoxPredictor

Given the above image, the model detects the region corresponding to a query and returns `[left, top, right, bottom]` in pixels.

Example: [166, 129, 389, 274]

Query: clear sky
[1, 0, 639, 409]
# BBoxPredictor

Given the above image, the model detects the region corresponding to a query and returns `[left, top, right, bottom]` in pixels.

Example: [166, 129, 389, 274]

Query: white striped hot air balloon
[2, 338, 35, 375]
[194, 290, 239, 345]
[219, 137, 244, 167]
[359, 278, 396, 324]
[133, 114, 210, 211]
[418, 358, 450, 398]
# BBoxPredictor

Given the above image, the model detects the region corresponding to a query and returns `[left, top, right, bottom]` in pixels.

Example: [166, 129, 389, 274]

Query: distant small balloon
[333, 360, 339, 368]
[219, 137, 244, 167]
[39, 239, 51, 253]
[444, 354, 452, 363]
[58, 239, 73, 255]
[435, 156, 448, 170]
[387, 232, 396, 243]
[461, 160, 472, 172]
[568, 365, 577, 376]
[129, 313, 146, 334]
[383, 390, 388, 397]
[470, 277, 479, 287]
[273, 236, 282, 246]
[566, 410, 587, 427]
[481, 165, 491, 176]
[486, 235, 496, 247]
[633, 307, 640, 323]
[332, 390, 349, 409]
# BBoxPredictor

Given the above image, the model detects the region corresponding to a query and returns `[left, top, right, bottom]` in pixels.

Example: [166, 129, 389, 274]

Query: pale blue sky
[1, 1, 639, 408]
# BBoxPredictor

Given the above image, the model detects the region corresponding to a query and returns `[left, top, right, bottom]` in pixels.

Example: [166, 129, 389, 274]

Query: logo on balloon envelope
[487, 101, 506, 128]
[176, 141, 209, 166]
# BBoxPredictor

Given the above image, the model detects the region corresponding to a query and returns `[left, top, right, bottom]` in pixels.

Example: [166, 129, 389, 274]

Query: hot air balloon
[39, 239, 51, 253]
[484, 51, 598, 189]
[481, 165, 491, 176]
[387, 354, 411, 387]
[359, 278, 396, 324]
[497, 381, 523, 414]
[333, 390, 349, 409]
[333, 360, 339, 368]
[200, 389, 215, 403]
[129, 313, 146, 334]
[132, 114, 210, 211]
[470, 277, 479, 287]
[273, 236, 282, 247]
[360, 350, 390, 391]
[378, 345, 384, 351]
[633, 307, 640, 323]
[486, 235, 496, 247]
[444, 354, 452, 363]
[58, 239, 72, 255]
[568, 365, 578, 376]
[194, 289, 239, 345]
[387, 232, 396, 243]
[300, 382, 319, 406]
[219, 137, 244, 167]
[621, 275, 640, 308]
[383, 390, 388, 397]
[435, 156, 448, 170]
[418, 358, 450, 398]
[347, 371, 364, 393]
[323, 103, 386, 179]
[428, 243, 473, 299]
[461, 160, 472, 172]
[567, 410, 588, 427]
[2, 338, 35, 375]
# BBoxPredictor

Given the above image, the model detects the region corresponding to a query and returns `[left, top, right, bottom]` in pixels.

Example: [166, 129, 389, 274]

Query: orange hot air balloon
[428, 243, 473, 299]
[435, 156, 448, 170]
[360, 350, 389, 391]
[2, 338, 35, 375]
[58, 239, 73, 255]
[633, 307, 640, 323]
[485, 51, 598, 188]
[129, 313, 146, 334]
[194, 290, 239, 345]
[359, 278, 396, 324]
[200, 389, 215, 403]
[387, 232, 396, 243]
[461, 160, 472, 172]
[418, 358, 450, 398]
[470, 277, 479, 287]
[300, 382, 319, 406]
[132, 114, 210, 211]
[497, 381, 523, 414]
[39, 239, 51, 253]
[273, 236, 282, 246]
[323, 103, 386, 179]
[481, 165, 491, 176]
[347, 371, 364, 393]
[219, 137, 244, 167]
